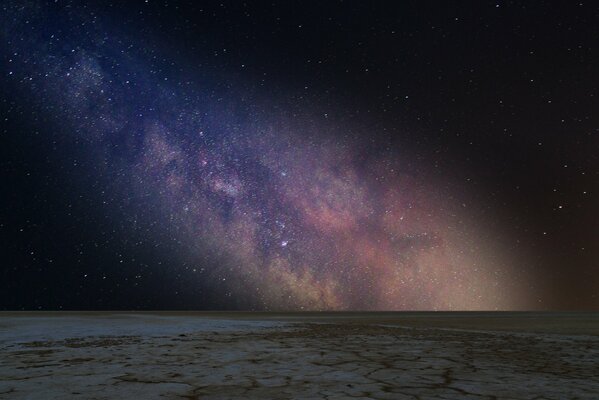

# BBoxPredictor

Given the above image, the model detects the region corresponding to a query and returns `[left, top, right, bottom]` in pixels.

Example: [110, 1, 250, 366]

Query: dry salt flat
[0, 313, 598, 399]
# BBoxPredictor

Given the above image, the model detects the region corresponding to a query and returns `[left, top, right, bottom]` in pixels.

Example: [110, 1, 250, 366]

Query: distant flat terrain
[1, 312, 598, 399]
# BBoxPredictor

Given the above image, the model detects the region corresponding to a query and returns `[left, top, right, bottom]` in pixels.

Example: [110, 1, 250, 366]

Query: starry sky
[1, 1, 597, 311]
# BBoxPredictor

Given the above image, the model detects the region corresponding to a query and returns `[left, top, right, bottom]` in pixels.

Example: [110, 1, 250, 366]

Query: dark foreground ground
[1, 312, 598, 399]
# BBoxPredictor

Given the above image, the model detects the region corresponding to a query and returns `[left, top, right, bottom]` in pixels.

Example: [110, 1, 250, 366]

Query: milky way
[2, 2, 527, 310]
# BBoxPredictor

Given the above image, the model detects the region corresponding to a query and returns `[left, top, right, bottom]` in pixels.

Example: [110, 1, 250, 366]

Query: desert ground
[1, 312, 598, 399]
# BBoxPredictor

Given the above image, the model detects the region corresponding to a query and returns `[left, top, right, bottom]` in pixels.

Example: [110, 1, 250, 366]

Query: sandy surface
[1, 312, 598, 399]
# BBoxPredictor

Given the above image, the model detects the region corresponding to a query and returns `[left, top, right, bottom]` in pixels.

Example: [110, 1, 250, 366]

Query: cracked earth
[0, 314, 598, 399]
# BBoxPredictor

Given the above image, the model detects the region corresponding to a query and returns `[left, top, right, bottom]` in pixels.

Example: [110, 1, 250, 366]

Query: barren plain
[1, 312, 598, 399]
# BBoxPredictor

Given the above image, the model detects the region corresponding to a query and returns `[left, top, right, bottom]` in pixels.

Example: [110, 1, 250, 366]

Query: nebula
[1, 2, 526, 310]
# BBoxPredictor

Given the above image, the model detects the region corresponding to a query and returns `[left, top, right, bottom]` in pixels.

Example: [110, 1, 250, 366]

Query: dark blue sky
[1, 1, 597, 310]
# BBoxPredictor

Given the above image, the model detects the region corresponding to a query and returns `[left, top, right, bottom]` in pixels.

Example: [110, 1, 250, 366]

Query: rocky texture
[1, 314, 598, 399]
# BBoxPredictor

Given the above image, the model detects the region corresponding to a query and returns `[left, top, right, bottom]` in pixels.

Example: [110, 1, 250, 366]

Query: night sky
[1, 1, 597, 311]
